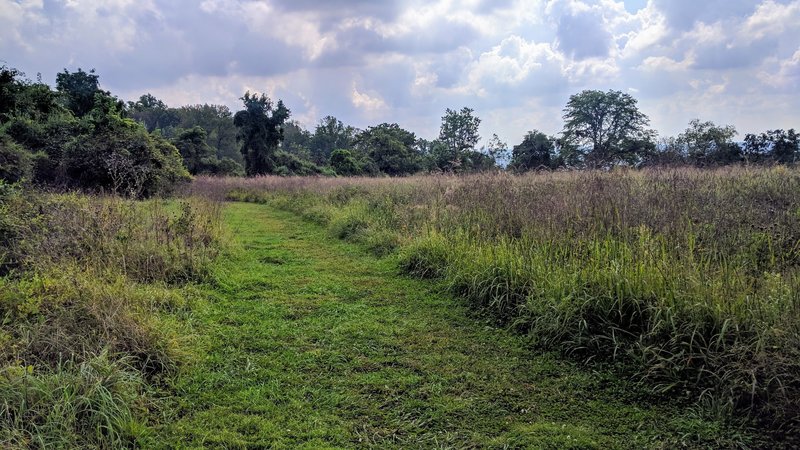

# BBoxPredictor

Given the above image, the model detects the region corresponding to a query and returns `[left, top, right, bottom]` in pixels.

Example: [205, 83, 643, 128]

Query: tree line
[2, 65, 799, 196]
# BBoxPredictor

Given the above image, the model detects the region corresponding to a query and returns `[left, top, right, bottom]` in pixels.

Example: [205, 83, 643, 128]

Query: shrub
[0, 134, 31, 183]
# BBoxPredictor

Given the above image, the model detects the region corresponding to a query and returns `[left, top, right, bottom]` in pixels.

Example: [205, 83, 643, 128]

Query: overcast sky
[2, 0, 799, 145]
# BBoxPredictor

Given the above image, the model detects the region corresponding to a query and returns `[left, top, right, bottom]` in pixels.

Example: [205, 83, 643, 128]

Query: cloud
[554, 7, 614, 59]
[0, 0, 798, 141]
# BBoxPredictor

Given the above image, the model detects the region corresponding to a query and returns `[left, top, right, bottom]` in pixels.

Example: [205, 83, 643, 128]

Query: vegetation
[151, 202, 760, 448]
[208, 167, 800, 444]
[0, 182, 224, 447]
[2, 60, 800, 447]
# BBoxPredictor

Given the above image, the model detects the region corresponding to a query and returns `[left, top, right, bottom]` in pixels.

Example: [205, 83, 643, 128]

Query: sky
[2, 0, 799, 146]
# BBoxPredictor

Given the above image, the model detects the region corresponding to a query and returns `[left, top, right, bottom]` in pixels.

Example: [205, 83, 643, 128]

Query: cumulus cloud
[0, 0, 798, 142]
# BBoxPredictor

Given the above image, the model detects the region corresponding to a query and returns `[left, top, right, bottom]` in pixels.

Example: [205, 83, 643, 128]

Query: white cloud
[351, 84, 388, 112]
[744, 0, 800, 39]
[1, 0, 798, 142]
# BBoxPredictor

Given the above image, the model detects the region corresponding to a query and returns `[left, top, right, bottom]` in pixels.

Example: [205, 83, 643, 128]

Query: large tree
[678, 119, 739, 166]
[355, 123, 419, 176]
[233, 92, 290, 176]
[509, 131, 557, 172]
[743, 129, 798, 164]
[438, 107, 481, 171]
[128, 94, 179, 133]
[309, 116, 357, 165]
[56, 68, 104, 118]
[174, 104, 239, 162]
[561, 89, 654, 168]
[173, 126, 217, 174]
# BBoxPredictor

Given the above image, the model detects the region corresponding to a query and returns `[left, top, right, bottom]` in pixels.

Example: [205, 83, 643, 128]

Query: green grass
[217, 170, 800, 431]
[149, 202, 762, 448]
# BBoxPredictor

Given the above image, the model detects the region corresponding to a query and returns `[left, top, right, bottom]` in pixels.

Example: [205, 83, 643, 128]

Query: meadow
[2, 166, 799, 447]
[202, 167, 800, 434]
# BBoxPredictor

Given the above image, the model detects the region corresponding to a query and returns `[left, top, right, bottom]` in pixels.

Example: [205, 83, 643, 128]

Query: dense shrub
[0, 134, 31, 183]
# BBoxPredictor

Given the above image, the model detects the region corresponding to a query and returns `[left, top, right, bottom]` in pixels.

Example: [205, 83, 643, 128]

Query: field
[201, 167, 800, 437]
[1, 167, 799, 448]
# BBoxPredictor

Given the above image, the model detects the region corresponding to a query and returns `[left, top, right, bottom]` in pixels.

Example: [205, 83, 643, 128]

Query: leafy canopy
[561, 89, 654, 168]
[233, 92, 290, 176]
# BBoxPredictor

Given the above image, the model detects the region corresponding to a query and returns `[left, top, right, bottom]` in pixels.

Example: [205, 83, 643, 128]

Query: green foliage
[0, 353, 147, 449]
[0, 189, 226, 446]
[280, 120, 313, 160]
[743, 129, 799, 164]
[173, 126, 218, 175]
[509, 130, 558, 171]
[233, 92, 290, 176]
[273, 150, 325, 176]
[438, 107, 481, 172]
[678, 119, 740, 166]
[55, 68, 105, 118]
[175, 104, 240, 163]
[356, 123, 419, 176]
[309, 115, 356, 165]
[127, 93, 179, 132]
[215, 157, 245, 176]
[0, 134, 31, 183]
[562, 89, 655, 168]
[64, 101, 190, 197]
[0, 67, 189, 195]
[329, 148, 361, 176]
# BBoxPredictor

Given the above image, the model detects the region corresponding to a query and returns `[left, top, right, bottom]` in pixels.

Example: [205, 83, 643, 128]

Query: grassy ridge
[207, 167, 800, 435]
[0, 184, 224, 448]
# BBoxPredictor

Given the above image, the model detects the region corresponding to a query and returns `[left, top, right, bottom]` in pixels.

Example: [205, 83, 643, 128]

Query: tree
[0, 66, 22, 122]
[55, 68, 104, 117]
[484, 133, 509, 167]
[233, 92, 290, 176]
[355, 123, 419, 176]
[743, 129, 798, 164]
[0, 133, 31, 183]
[173, 104, 239, 162]
[641, 137, 687, 167]
[438, 107, 481, 171]
[64, 97, 189, 197]
[509, 131, 556, 172]
[128, 93, 179, 132]
[309, 116, 356, 165]
[329, 149, 361, 176]
[678, 119, 740, 166]
[561, 89, 654, 168]
[281, 120, 313, 160]
[173, 126, 218, 174]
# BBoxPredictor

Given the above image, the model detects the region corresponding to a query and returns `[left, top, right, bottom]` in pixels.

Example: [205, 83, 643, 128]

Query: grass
[0, 185, 224, 447]
[206, 167, 800, 439]
[4, 168, 798, 446]
[149, 202, 764, 448]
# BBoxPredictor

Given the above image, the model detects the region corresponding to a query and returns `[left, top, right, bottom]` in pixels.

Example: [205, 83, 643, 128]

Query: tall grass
[0, 183, 224, 447]
[207, 168, 800, 432]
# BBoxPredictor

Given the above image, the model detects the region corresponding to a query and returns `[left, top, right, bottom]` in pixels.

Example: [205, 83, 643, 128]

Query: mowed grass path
[153, 202, 745, 449]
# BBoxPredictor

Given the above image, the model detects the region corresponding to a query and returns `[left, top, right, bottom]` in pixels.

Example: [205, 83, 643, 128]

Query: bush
[0, 134, 31, 183]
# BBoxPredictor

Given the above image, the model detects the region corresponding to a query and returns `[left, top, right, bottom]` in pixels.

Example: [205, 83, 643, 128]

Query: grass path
[152, 202, 744, 449]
